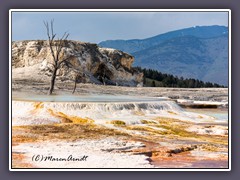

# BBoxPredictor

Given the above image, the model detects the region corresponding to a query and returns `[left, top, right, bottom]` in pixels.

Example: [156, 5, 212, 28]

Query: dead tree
[72, 73, 83, 94]
[44, 20, 73, 95]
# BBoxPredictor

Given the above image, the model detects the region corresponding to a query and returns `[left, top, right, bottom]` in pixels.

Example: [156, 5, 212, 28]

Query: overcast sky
[11, 11, 229, 43]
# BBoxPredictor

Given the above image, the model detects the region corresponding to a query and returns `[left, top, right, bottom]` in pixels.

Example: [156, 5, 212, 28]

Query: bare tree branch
[57, 55, 74, 68]
[44, 20, 57, 64]
[44, 19, 75, 95]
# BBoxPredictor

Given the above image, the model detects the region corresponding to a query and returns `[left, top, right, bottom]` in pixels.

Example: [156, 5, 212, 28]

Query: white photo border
[9, 9, 231, 171]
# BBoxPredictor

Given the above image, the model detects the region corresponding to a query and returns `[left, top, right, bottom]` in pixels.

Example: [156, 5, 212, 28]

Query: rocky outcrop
[12, 40, 143, 86]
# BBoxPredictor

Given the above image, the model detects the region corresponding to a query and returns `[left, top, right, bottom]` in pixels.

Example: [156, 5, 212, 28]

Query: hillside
[98, 26, 229, 86]
[99, 25, 228, 54]
[12, 40, 143, 87]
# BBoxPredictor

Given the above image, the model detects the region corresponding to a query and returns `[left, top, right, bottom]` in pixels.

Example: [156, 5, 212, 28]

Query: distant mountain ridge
[98, 25, 229, 86]
[99, 25, 228, 53]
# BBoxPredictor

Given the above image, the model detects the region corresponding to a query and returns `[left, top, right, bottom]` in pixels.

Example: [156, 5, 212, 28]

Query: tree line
[134, 67, 226, 88]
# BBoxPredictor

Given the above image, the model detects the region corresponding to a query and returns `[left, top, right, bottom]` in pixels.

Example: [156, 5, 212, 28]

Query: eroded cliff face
[12, 40, 143, 86]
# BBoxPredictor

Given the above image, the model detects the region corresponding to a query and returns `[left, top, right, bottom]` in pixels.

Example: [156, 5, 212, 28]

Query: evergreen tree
[134, 66, 225, 88]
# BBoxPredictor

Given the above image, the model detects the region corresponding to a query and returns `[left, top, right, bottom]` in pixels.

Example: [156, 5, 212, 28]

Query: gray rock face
[12, 40, 143, 87]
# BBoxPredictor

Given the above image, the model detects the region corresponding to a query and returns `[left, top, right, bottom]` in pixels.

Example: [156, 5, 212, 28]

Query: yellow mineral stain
[108, 120, 126, 126]
[167, 111, 178, 115]
[30, 102, 44, 114]
[47, 108, 94, 124]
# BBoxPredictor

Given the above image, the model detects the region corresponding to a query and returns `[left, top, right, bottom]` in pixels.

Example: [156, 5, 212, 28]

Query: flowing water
[12, 94, 224, 126]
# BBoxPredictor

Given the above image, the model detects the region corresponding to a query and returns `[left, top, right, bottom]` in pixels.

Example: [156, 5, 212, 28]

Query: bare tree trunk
[44, 20, 72, 95]
[72, 80, 77, 94]
[48, 67, 57, 95]
[103, 78, 106, 86]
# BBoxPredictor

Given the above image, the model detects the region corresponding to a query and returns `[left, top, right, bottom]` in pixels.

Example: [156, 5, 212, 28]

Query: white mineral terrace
[13, 138, 154, 168]
[11, 95, 226, 126]
[11, 95, 228, 169]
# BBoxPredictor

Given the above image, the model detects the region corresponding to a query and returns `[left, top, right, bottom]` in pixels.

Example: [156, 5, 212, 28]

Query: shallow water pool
[12, 94, 167, 103]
